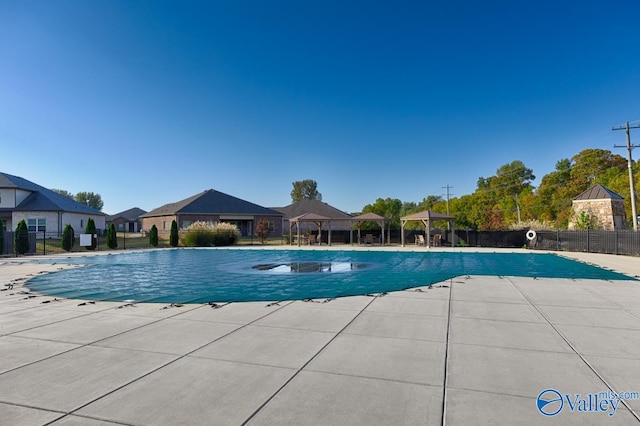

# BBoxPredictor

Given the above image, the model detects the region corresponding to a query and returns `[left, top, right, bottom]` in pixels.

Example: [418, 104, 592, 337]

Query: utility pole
[442, 185, 453, 230]
[442, 185, 453, 216]
[612, 121, 640, 231]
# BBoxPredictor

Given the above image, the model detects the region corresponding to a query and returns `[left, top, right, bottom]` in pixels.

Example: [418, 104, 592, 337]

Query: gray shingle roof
[272, 200, 353, 231]
[271, 199, 353, 220]
[573, 184, 623, 201]
[0, 172, 106, 215]
[141, 190, 283, 218]
[107, 207, 147, 222]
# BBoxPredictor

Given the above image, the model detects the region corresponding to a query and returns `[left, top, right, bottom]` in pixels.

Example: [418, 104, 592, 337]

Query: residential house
[107, 207, 147, 233]
[0, 172, 107, 234]
[140, 189, 284, 237]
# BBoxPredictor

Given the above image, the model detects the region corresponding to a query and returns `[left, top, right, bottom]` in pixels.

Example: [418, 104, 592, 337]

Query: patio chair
[432, 234, 442, 247]
[415, 234, 425, 246]
[308, 234, 317, 245]
[364, 234, 374, 245]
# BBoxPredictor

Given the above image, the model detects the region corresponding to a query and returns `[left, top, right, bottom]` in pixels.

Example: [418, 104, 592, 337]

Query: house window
[163, 221, 166, 230]
[117, 223, 124, 231]
[81, 219, 84, 228]
[27, 218, 46, 232]
[182, 220, 191, 228]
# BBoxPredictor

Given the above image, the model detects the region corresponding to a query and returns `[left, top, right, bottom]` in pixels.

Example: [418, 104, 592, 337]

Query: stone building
[568, 184, 627, 230]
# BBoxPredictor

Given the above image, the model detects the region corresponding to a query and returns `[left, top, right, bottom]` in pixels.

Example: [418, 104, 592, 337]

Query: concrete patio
[1, 248, 639, 425]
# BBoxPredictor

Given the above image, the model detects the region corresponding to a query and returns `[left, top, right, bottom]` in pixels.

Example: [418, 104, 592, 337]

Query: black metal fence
[0, 230, 153, 256]
[526, 229, 640, 256]
[3, 229, 639, 257]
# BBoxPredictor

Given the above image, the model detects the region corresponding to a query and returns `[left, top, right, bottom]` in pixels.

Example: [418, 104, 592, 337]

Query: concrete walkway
[1, 249, 639, 425]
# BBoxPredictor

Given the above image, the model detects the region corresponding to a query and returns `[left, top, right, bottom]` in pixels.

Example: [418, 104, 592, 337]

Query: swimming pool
[26, 249, 635, 303]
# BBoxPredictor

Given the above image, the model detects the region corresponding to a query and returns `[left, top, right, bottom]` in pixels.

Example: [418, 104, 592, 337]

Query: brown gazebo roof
[401, 210, 455, 221]
[352, 212, 387, 221]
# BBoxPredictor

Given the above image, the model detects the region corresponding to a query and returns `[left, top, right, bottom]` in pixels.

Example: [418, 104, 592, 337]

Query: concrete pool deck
[1, 247, 639, 425]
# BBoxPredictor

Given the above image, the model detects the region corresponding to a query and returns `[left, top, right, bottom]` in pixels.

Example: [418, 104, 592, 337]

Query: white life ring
[526, 230, 537, 241]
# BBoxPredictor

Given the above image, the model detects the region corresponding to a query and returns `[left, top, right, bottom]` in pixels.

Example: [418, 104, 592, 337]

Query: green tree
[573, 211, 599, 230]
[569, 149, 626, 193]
[14, 219, 30, 255]
[449, 194, 478, 230]
[492, 161, 535, 196]
[76, 192, 104, 211]
[149, 225, 158, 247]
[470, 161, 535, 229]
[417, 195, 443, 211]
[362, 197, 402, 241]
[61, 224, 75, 251]
[85, 218, 97, 250]
[106, 223, 118, 249]
[291, 179, 322, 202]
[535, 159, 573, 226]
[52, 189, 75, 199]
[169, 220, 179, 247]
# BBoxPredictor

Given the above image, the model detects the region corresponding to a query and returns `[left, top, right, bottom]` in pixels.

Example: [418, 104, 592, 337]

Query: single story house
[107, 207, 147, 233]
[0, 172, 106, 235]
[140, 189, 284, 237]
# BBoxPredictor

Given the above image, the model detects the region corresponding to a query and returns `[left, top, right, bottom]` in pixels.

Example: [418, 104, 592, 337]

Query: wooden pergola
[289, 212, 333, 246]
[350, 212, 387, 245]
[400, 210, 455, 247]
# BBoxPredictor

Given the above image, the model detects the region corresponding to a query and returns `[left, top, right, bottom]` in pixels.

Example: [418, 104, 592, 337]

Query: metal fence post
[586, 230, 590, 253]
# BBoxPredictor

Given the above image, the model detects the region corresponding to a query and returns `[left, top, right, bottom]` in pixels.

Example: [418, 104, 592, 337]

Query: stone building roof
[573, 184, 623, 201]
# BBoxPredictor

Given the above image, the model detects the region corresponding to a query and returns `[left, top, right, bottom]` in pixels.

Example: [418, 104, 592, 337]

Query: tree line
[294, 147, 637, 231]
[361, 148, 636, 231]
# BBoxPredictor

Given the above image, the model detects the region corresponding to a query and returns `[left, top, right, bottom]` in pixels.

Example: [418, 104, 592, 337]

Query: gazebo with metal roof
[400, 210, 455, 247]
[289, 212, 334, 246]
[350, 212, 387, 245]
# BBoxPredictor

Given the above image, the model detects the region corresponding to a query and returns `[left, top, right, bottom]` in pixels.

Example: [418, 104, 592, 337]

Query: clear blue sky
[2, 1, 639, 215]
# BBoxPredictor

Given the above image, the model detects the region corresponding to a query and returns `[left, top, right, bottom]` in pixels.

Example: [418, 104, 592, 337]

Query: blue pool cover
[26, 249, 636, 303]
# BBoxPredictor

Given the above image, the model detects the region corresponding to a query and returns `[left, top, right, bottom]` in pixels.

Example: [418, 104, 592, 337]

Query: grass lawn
[30, 234, 289, 256]
[35, 233, 170, 255]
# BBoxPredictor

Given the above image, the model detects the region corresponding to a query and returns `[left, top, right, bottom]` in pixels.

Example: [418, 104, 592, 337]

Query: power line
[612, 121, 640, 231]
